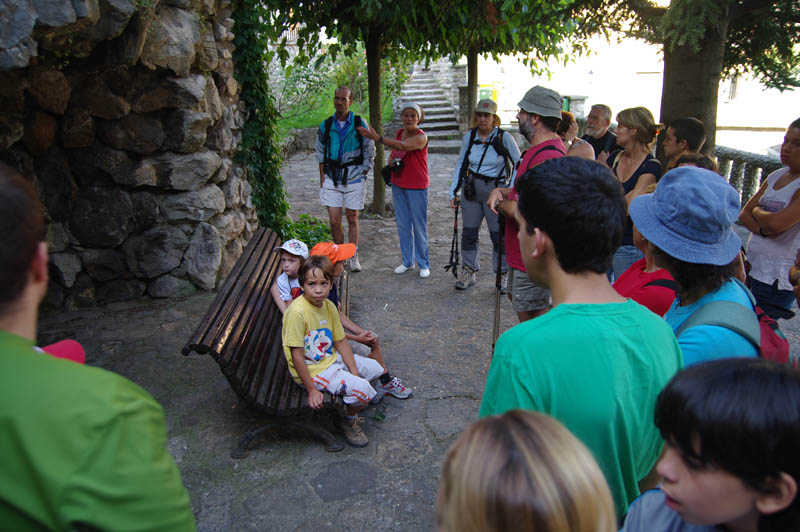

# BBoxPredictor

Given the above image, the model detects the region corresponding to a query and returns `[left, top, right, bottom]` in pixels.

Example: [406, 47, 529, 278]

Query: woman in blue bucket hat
[629, 166, 758, 366]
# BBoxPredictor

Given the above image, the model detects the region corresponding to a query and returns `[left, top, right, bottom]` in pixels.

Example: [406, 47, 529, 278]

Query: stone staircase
[400, 70, 462, 154]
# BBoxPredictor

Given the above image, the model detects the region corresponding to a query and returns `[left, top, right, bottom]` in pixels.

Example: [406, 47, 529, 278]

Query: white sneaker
[394, 265, 410, 274]
[419, 268, 430, 278]
[350, 256, 362, 272]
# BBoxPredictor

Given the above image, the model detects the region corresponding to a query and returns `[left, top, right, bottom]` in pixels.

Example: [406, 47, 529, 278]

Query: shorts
[509, 268, 551, 313]
[311, 354, 384, 405]
[320, 177, 367, 211]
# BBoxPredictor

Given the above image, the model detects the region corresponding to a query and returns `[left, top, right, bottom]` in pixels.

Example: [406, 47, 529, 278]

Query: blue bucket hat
[629, 166, 741, 266]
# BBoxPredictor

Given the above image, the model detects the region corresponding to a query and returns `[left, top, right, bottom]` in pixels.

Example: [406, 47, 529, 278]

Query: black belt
[471, 171, 500, 181]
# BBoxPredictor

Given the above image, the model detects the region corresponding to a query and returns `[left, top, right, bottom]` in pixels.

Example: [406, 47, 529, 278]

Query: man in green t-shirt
[0, 163, 195, 531]
[479, 158, 682, 520]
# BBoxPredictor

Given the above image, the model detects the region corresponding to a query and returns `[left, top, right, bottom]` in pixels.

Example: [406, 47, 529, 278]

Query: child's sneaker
[380, 377, 413, 399]
[350, 255, 362, 272]
[340, 416, 368, 447]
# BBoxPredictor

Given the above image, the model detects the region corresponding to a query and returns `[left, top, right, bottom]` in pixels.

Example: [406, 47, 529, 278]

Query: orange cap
[310, 242, 356, 263]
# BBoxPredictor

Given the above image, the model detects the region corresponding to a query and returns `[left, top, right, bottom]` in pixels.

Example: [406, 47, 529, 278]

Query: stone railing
[716, 146, 782, 205]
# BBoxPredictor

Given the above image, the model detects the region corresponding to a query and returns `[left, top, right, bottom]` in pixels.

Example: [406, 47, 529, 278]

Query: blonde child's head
[437, 410, 616, 532]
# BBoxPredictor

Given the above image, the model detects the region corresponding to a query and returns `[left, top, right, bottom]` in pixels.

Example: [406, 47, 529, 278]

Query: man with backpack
[629, 166, 775, 365]
[487, 85, 567, 322]
[315, 86, 376, 272]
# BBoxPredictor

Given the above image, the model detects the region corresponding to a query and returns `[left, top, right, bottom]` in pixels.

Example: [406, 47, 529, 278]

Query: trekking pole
[444, 198, 460, 278]
[492, 215, 505, 353]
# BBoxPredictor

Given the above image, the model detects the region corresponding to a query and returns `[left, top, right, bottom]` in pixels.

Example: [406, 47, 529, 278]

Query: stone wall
[0, 0, 257, 308]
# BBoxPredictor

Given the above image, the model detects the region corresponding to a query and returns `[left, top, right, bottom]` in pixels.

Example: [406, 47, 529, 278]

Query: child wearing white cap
[270, 238, 310, 313]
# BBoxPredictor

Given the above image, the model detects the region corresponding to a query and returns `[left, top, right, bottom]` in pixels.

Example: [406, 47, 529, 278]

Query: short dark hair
[299, 255, 334, 285]
[674, 152, 719, 173]
[536, 114, 561, 133]
[790, 118, 800, 130]
[516, 158, 626, 274]
[651, 245, 737, 299]
[0, 162, 45, 316]
[669, 117, 706, 152]
[655, 358, 800, 531]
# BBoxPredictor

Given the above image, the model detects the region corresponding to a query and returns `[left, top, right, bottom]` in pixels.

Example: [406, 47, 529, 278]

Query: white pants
[312, 354, 383, 405]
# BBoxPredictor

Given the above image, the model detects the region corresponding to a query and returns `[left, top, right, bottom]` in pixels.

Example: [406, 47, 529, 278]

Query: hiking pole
[444, 198, 460, 278]
[492, 215, 505, 353]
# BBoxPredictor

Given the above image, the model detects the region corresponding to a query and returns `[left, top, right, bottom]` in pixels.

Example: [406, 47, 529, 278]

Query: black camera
[381, 158, 404, 186]
[463, 173, 476, 201]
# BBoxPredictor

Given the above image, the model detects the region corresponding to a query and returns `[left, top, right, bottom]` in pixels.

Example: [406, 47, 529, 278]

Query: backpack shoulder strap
[675, 300, 761, 348]
[643, 279, 678, 291]
[524, 143, 567, 171]
[323, 116, 334, 157]
[354, 114, 364, 151]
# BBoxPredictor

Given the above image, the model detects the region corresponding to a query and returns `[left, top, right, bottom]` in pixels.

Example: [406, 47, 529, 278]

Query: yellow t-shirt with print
[282, 296, 345, 383]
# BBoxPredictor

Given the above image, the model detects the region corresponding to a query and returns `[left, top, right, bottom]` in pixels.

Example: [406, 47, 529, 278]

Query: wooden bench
[181, 227, 350, 457]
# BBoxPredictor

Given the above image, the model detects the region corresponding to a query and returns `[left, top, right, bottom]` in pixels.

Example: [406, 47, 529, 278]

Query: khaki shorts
[320, 177, 367, 211]
[509, 268, 551, 312]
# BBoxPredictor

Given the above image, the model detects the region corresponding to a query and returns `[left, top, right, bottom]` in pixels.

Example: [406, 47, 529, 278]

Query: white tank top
[746, 167, 800, 289]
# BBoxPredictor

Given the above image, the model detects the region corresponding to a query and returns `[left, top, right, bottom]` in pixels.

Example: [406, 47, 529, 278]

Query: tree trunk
[366, 30, 385, 214]
[658, 13, 730, 161]
[467, 44, 479, 126]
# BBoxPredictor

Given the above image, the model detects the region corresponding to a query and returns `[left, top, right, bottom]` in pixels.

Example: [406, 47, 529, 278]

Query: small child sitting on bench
[621, 358, 800, 531]
[270, 238, 308, 314]
[282, 255, 384, 447]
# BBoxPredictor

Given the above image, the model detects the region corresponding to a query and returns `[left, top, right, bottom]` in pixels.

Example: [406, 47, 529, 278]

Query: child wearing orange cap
[310, 242, 412, 399]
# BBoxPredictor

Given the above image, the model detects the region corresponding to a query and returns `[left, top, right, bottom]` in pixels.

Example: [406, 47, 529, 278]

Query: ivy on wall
[232, 0, 289, 235]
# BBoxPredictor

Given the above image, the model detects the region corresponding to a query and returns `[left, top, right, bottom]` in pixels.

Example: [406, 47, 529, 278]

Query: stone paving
[37, 150, 800, 531]
[38, 150, 521, 531]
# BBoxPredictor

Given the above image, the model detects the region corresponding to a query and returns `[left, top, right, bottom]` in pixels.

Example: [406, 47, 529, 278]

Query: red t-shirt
[505, 138, 567, 271]
[612, 258, 677, 316]
[390, 129, 429, 189]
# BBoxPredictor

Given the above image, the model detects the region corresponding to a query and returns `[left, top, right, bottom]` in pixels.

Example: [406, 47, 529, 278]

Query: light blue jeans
[393, 186, 429, 269]
[612, 245, 643, 281]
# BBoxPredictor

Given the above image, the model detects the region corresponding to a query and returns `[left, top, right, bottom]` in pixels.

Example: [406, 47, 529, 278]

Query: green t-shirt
[479, 300, 682, 519]
[0, 330, 195, 531]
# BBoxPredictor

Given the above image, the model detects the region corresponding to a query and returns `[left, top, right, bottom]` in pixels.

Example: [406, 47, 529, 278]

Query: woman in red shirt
[359, 103, 430, 277]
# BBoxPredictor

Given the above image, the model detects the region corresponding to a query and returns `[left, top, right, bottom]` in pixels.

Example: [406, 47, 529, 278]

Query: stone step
[404, 83, 439, 90]
[427, 139, 463, 154]
[415, 100, 452, 110]
[423, 108, 455, 118]
[421, 120, 460, 131]
[425, 130, 461, 140]
[402, 87, 444, 94]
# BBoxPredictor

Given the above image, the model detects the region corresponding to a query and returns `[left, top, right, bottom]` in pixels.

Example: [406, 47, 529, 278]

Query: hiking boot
[455, 267, 477, 290]
[379, 376, 413, 399]
[500, 271, 509, 294]
[350, 256, 362, 272]
[341, 416, 368, 447]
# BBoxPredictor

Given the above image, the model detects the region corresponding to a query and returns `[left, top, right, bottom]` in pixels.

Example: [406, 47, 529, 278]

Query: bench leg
[230, 417, 345, 458]
[231, 424, 273, 459]
[288, 419, 344, 453]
